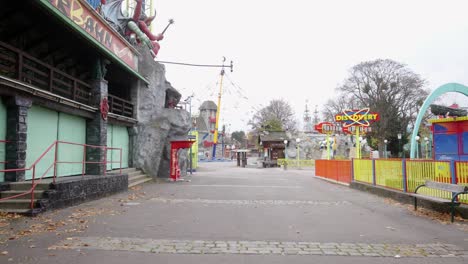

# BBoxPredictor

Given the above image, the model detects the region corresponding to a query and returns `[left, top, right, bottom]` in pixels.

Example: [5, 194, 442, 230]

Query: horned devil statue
[100, 0, 174, 57]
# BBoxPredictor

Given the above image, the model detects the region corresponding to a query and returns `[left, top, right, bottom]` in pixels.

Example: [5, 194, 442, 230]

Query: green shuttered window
[26, 106, 86, 180]
[0, 99, 6, 182]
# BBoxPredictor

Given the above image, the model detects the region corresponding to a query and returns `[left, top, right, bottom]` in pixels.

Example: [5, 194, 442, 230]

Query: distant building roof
[199, 100, 218, 111]
[258, 131, 288, 142]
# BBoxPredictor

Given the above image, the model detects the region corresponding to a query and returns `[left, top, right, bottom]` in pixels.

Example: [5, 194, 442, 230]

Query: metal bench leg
[451, 203, 454, 223]
[414, 197, 417, 211]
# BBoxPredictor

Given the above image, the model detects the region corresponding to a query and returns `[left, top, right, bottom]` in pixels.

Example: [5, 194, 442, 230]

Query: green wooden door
[57, 112, 86, 176]
[26, 106, 58, 180]
[106, 124, 113, 171]
[0, 98, 6, 182]
[111, 125, 129, 169]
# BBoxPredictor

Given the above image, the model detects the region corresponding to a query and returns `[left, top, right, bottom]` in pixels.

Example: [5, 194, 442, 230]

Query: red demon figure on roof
[101, 0, 171, 57]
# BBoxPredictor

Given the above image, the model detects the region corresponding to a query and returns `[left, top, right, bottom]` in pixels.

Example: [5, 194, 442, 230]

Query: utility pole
[155, 57, 233, 160]
[212, 57, 233, 159]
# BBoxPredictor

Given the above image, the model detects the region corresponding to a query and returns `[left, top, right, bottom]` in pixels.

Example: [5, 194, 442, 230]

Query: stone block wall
[45, 174, 127, 210]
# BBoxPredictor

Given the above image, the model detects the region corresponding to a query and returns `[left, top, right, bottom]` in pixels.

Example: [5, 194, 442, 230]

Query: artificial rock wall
[131, 48, 191, 179]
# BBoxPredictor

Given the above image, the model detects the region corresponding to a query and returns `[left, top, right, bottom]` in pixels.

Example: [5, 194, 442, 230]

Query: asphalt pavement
[1, 160, 467, 264]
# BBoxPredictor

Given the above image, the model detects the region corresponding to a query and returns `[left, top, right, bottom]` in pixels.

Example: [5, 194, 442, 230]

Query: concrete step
[128, 177, 152, 188]
[127, 170, 143, 177]
[0, 208, 31, 214]
[119, 168, 137, 174]
[129, 174, 149, 183]
[0, 199, 40, 209]
[0, 190, 45, 199]
[9, 182, 51, 191]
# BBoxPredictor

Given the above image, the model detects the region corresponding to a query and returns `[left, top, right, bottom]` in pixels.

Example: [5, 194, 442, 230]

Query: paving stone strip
[51, 237, 467, 258]
[149, 198, 352, 206]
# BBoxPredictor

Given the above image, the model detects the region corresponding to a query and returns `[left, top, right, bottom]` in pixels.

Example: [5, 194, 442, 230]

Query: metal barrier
[353, 159, 373, 184]
[315, 160, 352, 183]
[0, 140, 122, 209]
[406, 160, 452, 200]
[455, 162, 468, 203]
[351, 158, 468, 204]
[375, 159, 404, 191]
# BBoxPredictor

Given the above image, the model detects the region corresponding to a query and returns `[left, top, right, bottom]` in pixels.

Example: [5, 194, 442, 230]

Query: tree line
[237, 58, 431, 157]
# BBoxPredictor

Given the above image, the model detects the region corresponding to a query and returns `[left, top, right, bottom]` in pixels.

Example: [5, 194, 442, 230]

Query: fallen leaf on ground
[1, 251, 8, 255]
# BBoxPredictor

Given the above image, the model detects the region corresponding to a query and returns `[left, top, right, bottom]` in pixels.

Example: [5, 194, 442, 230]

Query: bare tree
[334, 59, 429, 156]
[322, 94, 361, 121]
[248, 99, 297, 132]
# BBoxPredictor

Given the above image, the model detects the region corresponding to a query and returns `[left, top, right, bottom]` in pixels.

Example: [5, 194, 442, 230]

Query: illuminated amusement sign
[342, 126, 372, 134]
[334, 108, 380, 127]
[314, 122, 341, 134]
[42, 0, 138, 71]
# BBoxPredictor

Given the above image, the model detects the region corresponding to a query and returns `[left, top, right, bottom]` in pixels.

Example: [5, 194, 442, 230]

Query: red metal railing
[0, 140, 122, 209]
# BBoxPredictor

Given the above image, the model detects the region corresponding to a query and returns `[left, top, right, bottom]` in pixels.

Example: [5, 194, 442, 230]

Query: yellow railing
[455, 162, 468, 203]
[351, 159, 468, 204]
[353, 159, 373, 184]
[406, 160, 452, 200]
[375, 160, 403, 191]
[277, 159, 315, 167]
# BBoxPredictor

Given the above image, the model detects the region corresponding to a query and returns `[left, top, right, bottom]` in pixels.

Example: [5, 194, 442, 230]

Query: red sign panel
[46, 0, 138, 70]
[314, 122, 341, 134]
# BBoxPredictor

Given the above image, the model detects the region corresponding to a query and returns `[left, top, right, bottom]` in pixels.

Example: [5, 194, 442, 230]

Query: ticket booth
[170, 140, 195, 181]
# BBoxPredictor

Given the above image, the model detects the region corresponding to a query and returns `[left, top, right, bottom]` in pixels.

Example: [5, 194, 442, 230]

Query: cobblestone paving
[51, 237, 468, 258]
[149, 198, 352, 206]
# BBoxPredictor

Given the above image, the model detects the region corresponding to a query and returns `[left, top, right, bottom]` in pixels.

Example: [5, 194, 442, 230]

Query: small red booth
[170, 140, 195, 181]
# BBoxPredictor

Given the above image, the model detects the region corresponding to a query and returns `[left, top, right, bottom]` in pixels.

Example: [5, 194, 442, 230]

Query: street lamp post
[185, 95, 194, 175]
[415, 135, 420, 159]
[358, 136, 363, 159]
[283, 139, 288, 170]
[397, 133, 402, 158]
[424, 137, 429, 159]
[231, 144, 235, 161]
[384, 139, 388, 159]
[296, 138, 301, 169]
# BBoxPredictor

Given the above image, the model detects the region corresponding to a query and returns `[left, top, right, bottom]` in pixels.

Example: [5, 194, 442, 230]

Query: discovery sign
[334, 108, 379, 127]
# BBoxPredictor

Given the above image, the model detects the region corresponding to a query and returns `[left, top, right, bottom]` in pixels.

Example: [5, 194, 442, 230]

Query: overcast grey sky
[152, 0, 468, 132]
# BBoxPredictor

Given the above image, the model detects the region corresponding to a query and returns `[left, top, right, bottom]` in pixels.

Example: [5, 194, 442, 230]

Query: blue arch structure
[410, 83, 468, 158]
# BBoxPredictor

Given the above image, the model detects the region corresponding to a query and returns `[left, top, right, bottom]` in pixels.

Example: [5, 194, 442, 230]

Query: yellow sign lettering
[70, 0, 85, 25]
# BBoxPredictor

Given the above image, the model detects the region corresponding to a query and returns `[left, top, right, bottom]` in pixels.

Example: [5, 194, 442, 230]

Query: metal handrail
[0, 140, 122, 210]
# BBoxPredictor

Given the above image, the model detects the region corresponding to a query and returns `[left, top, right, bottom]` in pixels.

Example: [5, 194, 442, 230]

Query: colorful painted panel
[434, 134, 458, 155]
[38, 0, 140, 72]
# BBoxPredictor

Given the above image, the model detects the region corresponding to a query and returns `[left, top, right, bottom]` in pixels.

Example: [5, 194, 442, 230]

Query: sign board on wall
[39, 0, 139, 71]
